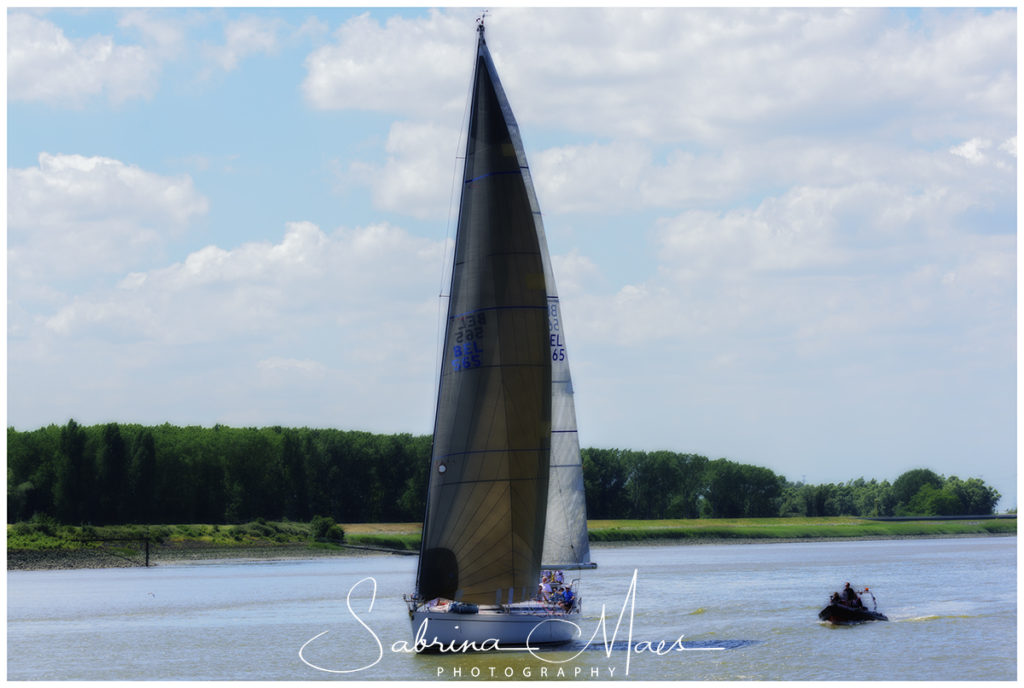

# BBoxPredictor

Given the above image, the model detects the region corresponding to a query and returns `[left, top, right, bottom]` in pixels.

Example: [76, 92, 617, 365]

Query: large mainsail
[416, 27, 552, 606]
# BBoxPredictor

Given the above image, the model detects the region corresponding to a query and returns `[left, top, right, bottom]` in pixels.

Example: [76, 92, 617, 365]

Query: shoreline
[6, 543, 372, 571]
[8, 531, 1014, 572]
[589, 531, 1016, 547]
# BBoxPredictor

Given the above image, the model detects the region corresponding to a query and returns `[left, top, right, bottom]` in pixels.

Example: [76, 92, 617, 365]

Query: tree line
[7, 421, 1002, 526]
[581, 450, 1001, 519]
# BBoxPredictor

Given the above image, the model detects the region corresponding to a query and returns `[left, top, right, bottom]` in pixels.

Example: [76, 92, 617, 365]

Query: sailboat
[404, 17, 595, 650]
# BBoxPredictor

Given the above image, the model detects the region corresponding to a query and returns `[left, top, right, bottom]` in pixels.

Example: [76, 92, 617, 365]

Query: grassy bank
[7, 516, 1014, 569]
[586, 516, 1016, 542]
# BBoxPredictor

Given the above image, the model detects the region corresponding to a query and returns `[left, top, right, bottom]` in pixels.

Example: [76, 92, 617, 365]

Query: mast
[415, 21, 552, 606]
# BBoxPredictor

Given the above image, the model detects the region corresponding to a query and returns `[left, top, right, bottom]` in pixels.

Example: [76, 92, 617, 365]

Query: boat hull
[409, 606, 579, 652]
[818, 603, 888, 625]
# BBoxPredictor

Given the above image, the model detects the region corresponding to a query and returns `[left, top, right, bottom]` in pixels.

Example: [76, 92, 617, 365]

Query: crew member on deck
[561, 586, 575, 611]
[539, 575, 553, 602]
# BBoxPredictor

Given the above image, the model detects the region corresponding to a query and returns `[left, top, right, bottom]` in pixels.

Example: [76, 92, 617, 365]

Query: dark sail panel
[417, 35, 551, 605]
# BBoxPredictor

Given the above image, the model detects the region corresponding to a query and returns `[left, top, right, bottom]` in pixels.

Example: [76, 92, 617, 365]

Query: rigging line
[427, 27, 478, 429]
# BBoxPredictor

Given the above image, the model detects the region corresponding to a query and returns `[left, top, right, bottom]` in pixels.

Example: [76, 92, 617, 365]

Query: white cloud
[302, 9, 473, 115]
[551, 250, 602, 298]
[257, 357, 328, 376]
[303, 8, 1014, 146]
[205, 15, 281, 72]
[949, 135, 1017, 172]
[8, 12, 160, 105]
[950, 138, 991, 164]
[554, 175, 1014, 367]
[16, 220, 448, 429]
[529, 133, 1014, 220]
[320, 8, 1014, 220]
[8, 153, 208, 290]
[118, 9, 187, 58]
[657, 189, 842, 278]
[294, 16, 330, 45]
[532, 142, 651, 215]
[348, 121, 462, 219]
[44, 221, 442, 343]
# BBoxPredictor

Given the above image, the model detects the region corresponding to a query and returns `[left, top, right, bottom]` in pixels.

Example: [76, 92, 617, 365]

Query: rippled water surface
[7, 536, 1015, 680]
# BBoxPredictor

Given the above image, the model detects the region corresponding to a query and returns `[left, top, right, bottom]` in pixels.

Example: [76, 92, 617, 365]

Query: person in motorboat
[841, 582, 863, 608]
[819, 583, 887, 623]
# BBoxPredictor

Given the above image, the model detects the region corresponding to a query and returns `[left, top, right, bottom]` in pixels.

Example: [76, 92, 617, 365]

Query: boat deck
[424, 601, 570, 616]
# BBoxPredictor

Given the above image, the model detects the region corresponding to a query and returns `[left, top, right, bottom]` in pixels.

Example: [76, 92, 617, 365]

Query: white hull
[409, 605, 580, 651]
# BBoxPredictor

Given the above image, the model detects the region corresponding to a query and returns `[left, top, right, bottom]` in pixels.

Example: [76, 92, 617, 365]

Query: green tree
[624, 450, 678, 519]
[824, 483, 856, 516]
[740, 464, 785, 516]
[581, 448, 629, 519]
[851, 478, 896, 517]
[944, 476, 1001, 515]
[280, 428, 310, 521]
[701, 460, 784, 518]
[665, 453, 709, 518]
[905, 484, 961, 516]
[374, 434, 417, 522]
[7, 425, 60, 521]
[701, 459, 747, 518]
[397, 434, 431, 521]
[128, 429, 157, 523]
[310, 514, 345, 541]
[54, 419, 89, 523]
[892, 468, 943, 509]
[303, 430, 335, 518]
[96, 423, 128, 523]
[778, 482, 808, 516]
[10, 421, 1006, 525]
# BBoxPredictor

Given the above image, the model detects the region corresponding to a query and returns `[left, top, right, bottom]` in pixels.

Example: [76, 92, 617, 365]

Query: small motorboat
[818, 603, 888, 625]
[818, 585, 888, 625]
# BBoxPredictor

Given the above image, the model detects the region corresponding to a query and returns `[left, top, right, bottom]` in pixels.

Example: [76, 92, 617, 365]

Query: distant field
[347, 516, 1016, 543]
[585, 516, 1016, 542]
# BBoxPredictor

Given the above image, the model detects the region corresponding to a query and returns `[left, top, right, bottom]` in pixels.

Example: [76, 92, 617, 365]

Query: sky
[5, 7, 1017, 509]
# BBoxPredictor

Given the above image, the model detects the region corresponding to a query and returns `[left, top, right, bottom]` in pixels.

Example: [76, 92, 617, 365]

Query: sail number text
[451, 313, 485, 371]
[549, 304, 566, 361]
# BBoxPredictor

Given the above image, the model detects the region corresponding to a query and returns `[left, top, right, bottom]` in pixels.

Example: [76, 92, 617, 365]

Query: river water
[6, 536, 1015, 680]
